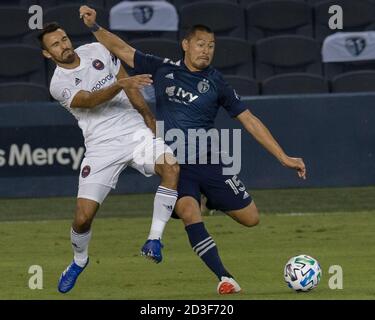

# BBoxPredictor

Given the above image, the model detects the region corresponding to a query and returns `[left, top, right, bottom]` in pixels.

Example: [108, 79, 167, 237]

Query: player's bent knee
[227, 203, 260, 227]
[175, 198, 202, 226]
[74, 200, 98, 232]
[242, 213, 260, 227]
[157, 162, 180, 186]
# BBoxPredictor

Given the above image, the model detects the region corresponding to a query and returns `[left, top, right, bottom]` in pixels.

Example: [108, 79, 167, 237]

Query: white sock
[71, 228, 92, 267]
[148, 186, 178, 240]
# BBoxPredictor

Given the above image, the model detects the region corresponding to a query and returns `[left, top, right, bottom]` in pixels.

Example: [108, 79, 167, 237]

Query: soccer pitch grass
[0, 187, 374, 300]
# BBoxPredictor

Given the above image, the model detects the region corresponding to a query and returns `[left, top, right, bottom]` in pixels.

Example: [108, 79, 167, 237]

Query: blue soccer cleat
[58, 258, 89, 293]
[141, 239, 164, 263]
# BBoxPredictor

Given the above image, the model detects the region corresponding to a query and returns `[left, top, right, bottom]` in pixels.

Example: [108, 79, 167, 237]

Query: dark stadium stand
[246, 0, 313, 44]
[223, 75, 259, 96]
[0, 44, 46, 86]
[0, 7, 32, 44]
[44, 4, 109, 44]
[212, 37, 253, 77]
[0, 82, 50, 103]
[314, 0, 375, 42]
[254, 35, 322, 81]
[179, 2, 246, 39]
[324, 60, 375, 79]
[37, 0, 105, 9]
[331, 70, 375, 93]
[1, 0, 375, 102]
[129, 38, 181, 61]
[261, 73, 329, 95]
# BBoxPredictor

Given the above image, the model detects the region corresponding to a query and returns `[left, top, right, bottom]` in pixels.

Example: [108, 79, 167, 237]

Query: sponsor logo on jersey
[81, 165, 91, 178]
[92, 59, 104, 70]
[91, 73, 114, 91]
[165, 86, 198, 104]
[165, 73, 174, 80]
[75, 78, 82, 86]
[197, 79, 210, 94]
[133, 5, 153, 24]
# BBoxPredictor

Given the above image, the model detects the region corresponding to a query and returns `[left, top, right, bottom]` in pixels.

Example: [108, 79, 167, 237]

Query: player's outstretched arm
[117, 66, 156, 135]
[70, 74, 153, 109]
[236, 109, 306, 180]
[79, 5, 136, 68]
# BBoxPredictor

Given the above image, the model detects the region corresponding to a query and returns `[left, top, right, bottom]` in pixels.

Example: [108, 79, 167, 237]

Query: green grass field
[0, 186, 374, 300]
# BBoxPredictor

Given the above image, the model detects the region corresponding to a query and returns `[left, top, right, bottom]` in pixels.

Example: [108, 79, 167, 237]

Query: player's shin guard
[185, 222, 233, 280]
[71, 228, 92, 267]
[148, 186, 178, 240]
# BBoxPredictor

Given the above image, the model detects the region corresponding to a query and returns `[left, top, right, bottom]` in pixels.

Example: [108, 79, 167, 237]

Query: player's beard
[55, 49, 76, 64]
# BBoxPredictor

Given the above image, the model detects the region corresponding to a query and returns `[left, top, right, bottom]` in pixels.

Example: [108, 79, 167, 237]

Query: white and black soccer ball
[284, 254, 322, 292]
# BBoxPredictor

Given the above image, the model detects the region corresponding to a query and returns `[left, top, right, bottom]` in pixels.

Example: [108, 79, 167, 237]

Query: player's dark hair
[183, 24, 214, 40]
[37, 22, 63, 49]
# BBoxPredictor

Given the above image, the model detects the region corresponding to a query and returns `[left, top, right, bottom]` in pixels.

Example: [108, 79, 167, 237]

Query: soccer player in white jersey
[38, 22, 180, 293]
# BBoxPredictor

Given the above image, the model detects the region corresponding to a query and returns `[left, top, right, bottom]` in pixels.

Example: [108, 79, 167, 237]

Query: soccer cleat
[217, 276, 241, 294]
[58, 258, 89, 293]
[141, 239, 164, 263]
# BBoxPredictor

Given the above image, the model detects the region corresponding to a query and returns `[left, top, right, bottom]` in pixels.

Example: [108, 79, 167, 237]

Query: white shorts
[77, 129, 173, 204]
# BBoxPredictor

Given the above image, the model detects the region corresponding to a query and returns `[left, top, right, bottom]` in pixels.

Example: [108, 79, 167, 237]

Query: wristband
[89, 22, 100, 32]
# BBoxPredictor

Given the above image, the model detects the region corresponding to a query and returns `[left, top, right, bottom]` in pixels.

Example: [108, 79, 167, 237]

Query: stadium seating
[37, 0, 105, 9]
[1, 0, 375, 100]
[109, 1, 178, 41]
[223, 75, 259, 96]
[314, 0, 375, 42]
[246, 0, 313, 44]
[254, 35, 322, 81]
[172, 0, 238, 10]
[44, 4, 109, 44]
[212, 37, 253, 77]
[324, 59, 375, 79]
[0, 44, 46, 85]
[130, 38, 181, 61]
[261, 73, 329, 95]
[0, 83, 50, 103]
[0, 0, 33, 6]
[0, 7, 32, 44]
[331, 70, 375, 93]
[179, 2, 246, 39]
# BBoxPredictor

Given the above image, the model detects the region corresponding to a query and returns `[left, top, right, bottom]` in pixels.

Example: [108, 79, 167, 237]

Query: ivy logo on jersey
[345, 37, 366, 56]
[92, 59, 104, 70]
[133, 5, 154, 24]
[81, 165, 91, 178]
[165, 86, 199, 104]
[197, 79, 210, 94]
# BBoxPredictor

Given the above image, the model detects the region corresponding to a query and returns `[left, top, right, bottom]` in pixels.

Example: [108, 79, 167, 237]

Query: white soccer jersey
[50, 42, 148, 151]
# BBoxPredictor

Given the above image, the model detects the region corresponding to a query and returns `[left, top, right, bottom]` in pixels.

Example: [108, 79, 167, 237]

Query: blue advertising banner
[0, 93, 374, 198]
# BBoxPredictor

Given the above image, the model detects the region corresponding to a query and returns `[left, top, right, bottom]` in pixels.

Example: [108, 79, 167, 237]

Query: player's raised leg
[141, 152, 180, 263]
[58, 184, 110, 293]
[225, 201, 260, 227]
[174, 196, 241, 294]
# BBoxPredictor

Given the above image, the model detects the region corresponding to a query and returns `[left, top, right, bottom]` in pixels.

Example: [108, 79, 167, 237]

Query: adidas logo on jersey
[165, 73, 174, 80]
[75, 78, 82, 86]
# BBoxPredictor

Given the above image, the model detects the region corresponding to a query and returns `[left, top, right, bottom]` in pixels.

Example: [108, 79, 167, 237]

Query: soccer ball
[284, 254, 322, 292]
